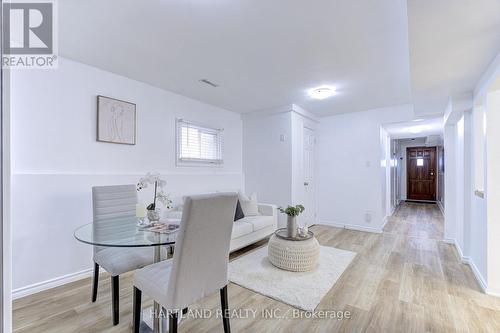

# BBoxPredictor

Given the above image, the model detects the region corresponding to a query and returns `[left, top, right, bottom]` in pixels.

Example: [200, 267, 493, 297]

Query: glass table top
[274, 228, 314, 241]
[74, 217, 179, 247]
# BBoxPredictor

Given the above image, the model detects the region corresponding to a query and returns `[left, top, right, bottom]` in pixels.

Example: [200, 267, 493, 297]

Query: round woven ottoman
[267, 232, 320, 272]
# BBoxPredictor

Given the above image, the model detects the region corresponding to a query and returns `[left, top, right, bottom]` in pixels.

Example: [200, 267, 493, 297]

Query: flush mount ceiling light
[408, 125, 431, 133]
[308, 86, 336, 100]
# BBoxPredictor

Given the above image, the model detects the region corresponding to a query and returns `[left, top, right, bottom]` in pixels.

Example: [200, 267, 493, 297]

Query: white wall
[389, 138, 398, 213]
[468, 105, 487, 289]
[453, 51, 500, 293]
[437, 145, 445, 210]
[444, 123, 457, 242]
[11, 58, 243, 294]
[455, 115, 465, 254]
[243, 112, 292, 228]
[242, 106, 318, 227]
[317, 104, 413, 232]
[380, 127, 392, 219]
[486, 88, 500, 294]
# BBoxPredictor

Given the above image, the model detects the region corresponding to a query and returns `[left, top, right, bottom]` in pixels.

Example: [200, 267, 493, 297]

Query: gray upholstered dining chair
[92, 184, 159, 325]
[132, 192, 238, 333]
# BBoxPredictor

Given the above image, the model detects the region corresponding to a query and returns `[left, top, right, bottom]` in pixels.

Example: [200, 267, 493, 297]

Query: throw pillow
[238, 192, 260, 216]
[234, 200, 245, 221]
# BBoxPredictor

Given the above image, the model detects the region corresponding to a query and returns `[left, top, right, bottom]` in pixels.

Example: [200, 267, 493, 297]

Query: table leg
[153, 245, 161, 333]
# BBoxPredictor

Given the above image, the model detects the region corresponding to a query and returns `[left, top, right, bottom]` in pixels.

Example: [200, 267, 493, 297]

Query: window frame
[175, 118, 224, 167]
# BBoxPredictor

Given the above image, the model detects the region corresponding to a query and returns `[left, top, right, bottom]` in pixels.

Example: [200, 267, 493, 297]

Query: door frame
[302, 125, 316, 226]
[406, 146, 437, 201]
[1, 0, 12, 330]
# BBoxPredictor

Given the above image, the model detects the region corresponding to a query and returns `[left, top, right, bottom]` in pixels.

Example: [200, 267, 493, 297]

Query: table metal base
[138, 306, 182, 333]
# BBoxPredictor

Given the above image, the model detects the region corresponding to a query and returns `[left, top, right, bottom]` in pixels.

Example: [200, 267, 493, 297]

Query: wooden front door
[407, 146, 437, 201]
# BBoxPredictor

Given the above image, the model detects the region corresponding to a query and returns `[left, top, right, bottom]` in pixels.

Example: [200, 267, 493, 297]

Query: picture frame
[97, 95, 136, 145]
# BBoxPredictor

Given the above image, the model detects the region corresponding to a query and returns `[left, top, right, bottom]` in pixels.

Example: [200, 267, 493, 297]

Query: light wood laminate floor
[13, 202, 500, 332]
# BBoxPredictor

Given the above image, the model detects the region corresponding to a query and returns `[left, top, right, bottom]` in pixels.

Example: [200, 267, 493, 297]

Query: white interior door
[303, 127, 316, 226]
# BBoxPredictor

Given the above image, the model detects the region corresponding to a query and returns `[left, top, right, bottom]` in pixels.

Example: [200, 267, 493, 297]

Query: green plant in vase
[278, 204, 305, 238]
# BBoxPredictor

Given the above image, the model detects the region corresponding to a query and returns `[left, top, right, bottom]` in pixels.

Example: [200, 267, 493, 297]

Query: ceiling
[383, 117, 443, 139]
[408, 0, 500, 116]
[59, 0, 500, 117]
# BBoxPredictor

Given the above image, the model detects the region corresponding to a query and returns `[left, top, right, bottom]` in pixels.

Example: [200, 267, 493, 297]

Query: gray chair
[92, 184, 158, 325]
[132, 193, 238, 333]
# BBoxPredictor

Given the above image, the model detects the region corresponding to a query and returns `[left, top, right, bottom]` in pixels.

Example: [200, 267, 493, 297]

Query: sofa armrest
[258, 203, 277, 217]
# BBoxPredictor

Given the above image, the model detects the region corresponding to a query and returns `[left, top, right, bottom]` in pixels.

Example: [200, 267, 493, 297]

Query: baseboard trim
[442, 238, 488, 293]
[12, 268, 93, 300]
[486, 289, 500, 297]
[318, 220, 383, 234]
[437, 201, 445, 216]
[380, 216, 389, 231]
[469, 260, 488, 292]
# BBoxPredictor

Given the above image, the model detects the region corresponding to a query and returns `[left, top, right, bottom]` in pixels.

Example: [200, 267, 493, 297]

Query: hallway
[384, 202, 444, 239]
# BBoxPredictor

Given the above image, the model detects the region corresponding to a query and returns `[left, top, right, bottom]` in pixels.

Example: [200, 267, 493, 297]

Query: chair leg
[220, 285, 231, 333]
[111, 275, 119, 325]
[169, 311, 178, 333]
[133, 287, 142, 333]
[91, 262, 99, 302]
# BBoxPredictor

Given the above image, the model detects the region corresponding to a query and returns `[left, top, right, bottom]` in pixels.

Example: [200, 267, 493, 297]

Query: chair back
[166, 193, 237, 309]
[92, 185, 138, 254]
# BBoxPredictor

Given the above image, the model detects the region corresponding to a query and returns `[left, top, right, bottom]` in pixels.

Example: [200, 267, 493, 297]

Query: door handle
[304, 182, 309, 186]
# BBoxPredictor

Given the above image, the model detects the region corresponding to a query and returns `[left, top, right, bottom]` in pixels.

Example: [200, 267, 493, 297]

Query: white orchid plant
[136, 172, 172, 211]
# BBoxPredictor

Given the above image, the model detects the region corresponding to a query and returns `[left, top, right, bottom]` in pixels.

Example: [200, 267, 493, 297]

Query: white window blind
[176, 119, 223, 165]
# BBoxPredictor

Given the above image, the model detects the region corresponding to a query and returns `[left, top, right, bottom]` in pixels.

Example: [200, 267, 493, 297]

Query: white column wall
[444, 123, 457, 242]
[486, 89, 500, 294]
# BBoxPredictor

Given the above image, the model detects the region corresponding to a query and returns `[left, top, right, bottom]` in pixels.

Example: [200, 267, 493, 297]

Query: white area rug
[228, 245, 356, 311]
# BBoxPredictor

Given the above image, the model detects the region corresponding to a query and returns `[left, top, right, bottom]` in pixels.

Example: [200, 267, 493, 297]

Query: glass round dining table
[74, 217, 179, 249]
[74, 216, 180, 333]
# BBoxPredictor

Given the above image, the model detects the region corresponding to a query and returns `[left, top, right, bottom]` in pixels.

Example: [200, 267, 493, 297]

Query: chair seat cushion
[94, 247, 157, 276]
[134, 260, 173, 307]
[231, 221, 253, 239]
[239, 215, 274, 232]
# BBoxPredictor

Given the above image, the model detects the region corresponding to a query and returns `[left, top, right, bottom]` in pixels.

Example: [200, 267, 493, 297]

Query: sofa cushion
[239, 215, 274, 232]
[231, 221, 253, 239]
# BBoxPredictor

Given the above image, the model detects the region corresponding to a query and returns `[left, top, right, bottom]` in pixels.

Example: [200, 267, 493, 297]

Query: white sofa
[230, 203, 278, 252]
[165, 202, 278, 252]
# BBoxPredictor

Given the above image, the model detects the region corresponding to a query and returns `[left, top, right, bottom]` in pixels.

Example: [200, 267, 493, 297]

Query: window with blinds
[176, 119, 223, 165]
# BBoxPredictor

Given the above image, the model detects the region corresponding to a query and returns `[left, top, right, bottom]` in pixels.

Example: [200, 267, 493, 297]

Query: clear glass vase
[147, 209, 160, 222]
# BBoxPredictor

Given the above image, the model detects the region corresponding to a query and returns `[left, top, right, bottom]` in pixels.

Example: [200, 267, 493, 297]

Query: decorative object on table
[278, 204, 305, 238]
[138, 222, 180, 234]
[298, 225, 309, 237]
[135, 203, 147, 226]
[97, 95, 136, 145]
[268, 228, 320, 272]
[137, 172, 172, 222]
